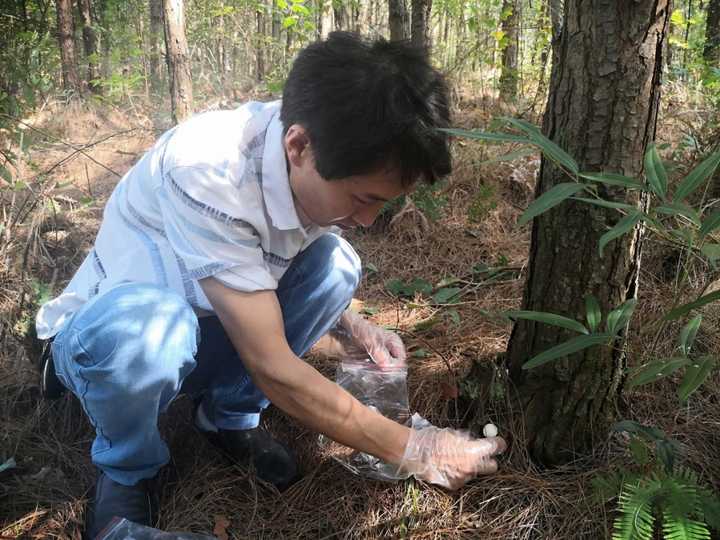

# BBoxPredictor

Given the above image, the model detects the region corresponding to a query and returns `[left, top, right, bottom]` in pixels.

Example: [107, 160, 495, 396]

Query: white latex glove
[399, 423, 507, 490]
[340, 310, 406, 368]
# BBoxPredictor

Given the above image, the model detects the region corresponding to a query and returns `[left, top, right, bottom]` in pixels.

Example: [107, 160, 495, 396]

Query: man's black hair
[281, 32, 452, 186]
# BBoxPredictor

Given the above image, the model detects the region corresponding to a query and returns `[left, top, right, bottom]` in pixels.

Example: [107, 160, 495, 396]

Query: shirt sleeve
[158, 163, 278, 292]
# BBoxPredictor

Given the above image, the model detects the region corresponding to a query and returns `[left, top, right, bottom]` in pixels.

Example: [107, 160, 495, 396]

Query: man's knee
[312, 234, 362, 295]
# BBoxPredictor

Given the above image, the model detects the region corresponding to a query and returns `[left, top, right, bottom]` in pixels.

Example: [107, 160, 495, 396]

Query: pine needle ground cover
[1, 97, 718, 539]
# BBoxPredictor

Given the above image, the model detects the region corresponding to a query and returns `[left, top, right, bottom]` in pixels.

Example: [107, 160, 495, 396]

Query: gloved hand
[340, 310, 406, 368]
[398, 424, 507, 490]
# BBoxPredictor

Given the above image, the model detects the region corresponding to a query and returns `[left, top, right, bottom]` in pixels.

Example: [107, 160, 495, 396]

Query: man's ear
[284, 124, 312, 169]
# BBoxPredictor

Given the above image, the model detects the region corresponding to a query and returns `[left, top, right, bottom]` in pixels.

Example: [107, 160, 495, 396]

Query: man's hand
[400, 426, 507, 490]
[340, 310, 406, 367]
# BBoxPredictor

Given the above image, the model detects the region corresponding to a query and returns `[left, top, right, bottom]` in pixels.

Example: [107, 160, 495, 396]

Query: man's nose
[353, 201, 385, 227]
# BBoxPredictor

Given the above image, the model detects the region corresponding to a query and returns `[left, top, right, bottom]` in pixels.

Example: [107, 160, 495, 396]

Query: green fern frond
[612, 480, 659, 540]
[661, 509, 711, 540]
[659, 471, 701, 520]
[697, 488, 720, 531]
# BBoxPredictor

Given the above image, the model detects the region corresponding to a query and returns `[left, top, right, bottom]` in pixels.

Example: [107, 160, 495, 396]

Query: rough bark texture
[549, 0, 562, 42]
[333, 0, 347, 30]
[388, 0, 408, 41]
[705, 0, 720, 65]
[163, 0, 193, 124]
[498, 0, 519, 100]
[55, 0, 82, 93]
[410, 0, 431, 48]
[149, 0, 163, 94]
[505, 0, 670, 466]
[256, 7, 265, 81]
[77, 0, 99, 93]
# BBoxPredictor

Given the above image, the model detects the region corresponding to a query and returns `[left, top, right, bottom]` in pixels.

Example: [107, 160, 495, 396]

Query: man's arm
[199, 276, 410, 465]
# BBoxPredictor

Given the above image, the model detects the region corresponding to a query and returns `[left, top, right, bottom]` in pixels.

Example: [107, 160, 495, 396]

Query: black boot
[83, 471, 158, 540]
[195, 403, 300, 491]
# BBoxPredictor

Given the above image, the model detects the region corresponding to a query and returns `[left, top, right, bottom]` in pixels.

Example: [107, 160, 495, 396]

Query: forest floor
[0, 89, 719, 539]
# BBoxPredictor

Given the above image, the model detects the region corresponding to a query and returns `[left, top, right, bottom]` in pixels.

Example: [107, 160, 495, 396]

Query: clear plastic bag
[318, 326, 422, 482]
[96, 517, 216, 540]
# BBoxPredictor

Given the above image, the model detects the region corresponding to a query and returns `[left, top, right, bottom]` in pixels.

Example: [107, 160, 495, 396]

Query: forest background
[1, 0, 720, 538]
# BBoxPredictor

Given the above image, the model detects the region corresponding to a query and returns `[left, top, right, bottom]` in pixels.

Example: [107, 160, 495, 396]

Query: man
[36, 32, 506, 538]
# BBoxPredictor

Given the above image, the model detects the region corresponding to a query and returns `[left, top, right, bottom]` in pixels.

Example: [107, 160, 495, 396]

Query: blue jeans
[51, 234, 361, 486]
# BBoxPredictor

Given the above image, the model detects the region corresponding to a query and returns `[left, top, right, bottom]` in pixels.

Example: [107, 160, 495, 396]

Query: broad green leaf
[445, 309, 461, 325]
[411, 348, 430, 358]
[627, 357, 689, 388]
[290, 3, 310, 14]
[664, 290, 720, 320]
[505, 310, 589, 334]
[599, 212, 644, 256]
[606, 299, 637, 334]
[0, 164, 12, 183]
[440, 127, 528, 144]
[629, 438, 650, 466]
[518, 182, 585, 226]
[385, 278, 406, 296]
[673, 151, 720, 202]
[644, 144, 668, 199]
[360, 306, 378, 316]
[585, 295, 601, 332]
[700, 243, 720, 263]
[679, 315, 702, 355]
[571, 197, 636, 211]
[408, 278, 433, 296]
[654, 202, 701, 225]
[413, 316, 440, 332]
[678, 355, 716, 403]
[503, 118, 579, 174]
[282, 16, 297, 27]
[522, 333, 610, 369]
[432, 287, 461, 304]
[579, 172, 645, 190]
[611, 420, 667, 442]
[435, 276, 461, 288]
[699, 210, 720, 238]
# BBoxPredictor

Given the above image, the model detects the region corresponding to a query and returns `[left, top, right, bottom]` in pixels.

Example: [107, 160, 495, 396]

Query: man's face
[285, 125, 410, 229]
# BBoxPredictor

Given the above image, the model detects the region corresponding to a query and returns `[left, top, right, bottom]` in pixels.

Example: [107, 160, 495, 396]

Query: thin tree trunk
[256, 7, 266, 81]
[505, 0, 671, 466]
[410, 0, 431, 48]
[334, 0, 347, 30]
[549, 0, 562, 43]
[149, 0, 163, 94]
[163, 0, 193, 123]
[77, 0, 99, 92]
[498, 0, 520, 100]
[55, 0, 82, 94]
[704, 0, 720, 65]
[388, 0, 408, 41]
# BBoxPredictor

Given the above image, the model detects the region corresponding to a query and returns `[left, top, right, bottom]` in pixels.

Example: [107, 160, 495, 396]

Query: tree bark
[498, 0, 520, 100]
[334, 0, 347, 30]
[388, 0, 408, 41]
[505, 0, 671, 466]
[55, 0, 82, 94]
[77, 0, 99, 93]
[704, 0, 720, 66]
[410, 0, 431, 48]
[149, 0, 163, 94]
[256, 6, 265, 81]
[163, 0, 193, 123]
[549, 0, 562, 42]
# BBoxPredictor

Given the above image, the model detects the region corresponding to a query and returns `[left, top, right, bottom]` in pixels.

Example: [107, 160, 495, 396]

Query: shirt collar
[261, 107, 307, 234]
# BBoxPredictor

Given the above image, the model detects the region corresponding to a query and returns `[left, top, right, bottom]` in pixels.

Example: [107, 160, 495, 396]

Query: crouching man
[36, 32, 507, 538]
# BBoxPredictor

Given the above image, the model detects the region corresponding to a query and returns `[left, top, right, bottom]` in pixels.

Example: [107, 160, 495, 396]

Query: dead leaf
[440, 380, 458, 400]
[213, 514, 230, 540]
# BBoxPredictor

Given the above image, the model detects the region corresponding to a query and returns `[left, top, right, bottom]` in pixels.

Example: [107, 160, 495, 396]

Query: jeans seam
[74, 334, 113, 455]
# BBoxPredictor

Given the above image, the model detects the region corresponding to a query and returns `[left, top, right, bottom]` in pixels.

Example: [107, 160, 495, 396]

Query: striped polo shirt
[36, 100, 330, 339]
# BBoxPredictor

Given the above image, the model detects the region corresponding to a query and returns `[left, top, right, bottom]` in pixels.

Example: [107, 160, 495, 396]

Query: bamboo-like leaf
[506, 310, 589, 334]
[522, 333, 610, 370]
[679, 315, 702, 355]
[673, 151, 720, 202]
[599, 212, 644, 256]
[579, 172, 645, 190]
[644, 143, 668, 199]
[654, 203, 701, 226]
[571, 197, 636, 211]
[678, 355, 716, 403]
[606, 299, 637, 335]
[584, 295, 601, 332]
[627, 357, 689, 388]
[700, 243, 720, 263]
[611, 420, 666, 442]
[503, 117, 579, 174]
[518, 183, 586, 226]
[440, 127, 529, 144]
[699, 210, 720, 238]
[432, 287, 461, 304]
[664, 290, 720, 320]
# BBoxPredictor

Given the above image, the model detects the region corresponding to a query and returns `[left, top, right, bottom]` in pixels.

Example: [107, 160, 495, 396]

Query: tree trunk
[163, 0, 193, 123]
[148, 0, 163, 94]
[77, 0, 99, 92]
[549, 0, 562, 43]
[505, 0, 671, 466]
[55, 0, 82, 94]
[704, 0, 720, 66]
[256, 7, 265, 81]
[334, 0, 347, 30]
[410, 0, 431, 48]
[498, 0, 520, 100]
[388, 0, 408, 41]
